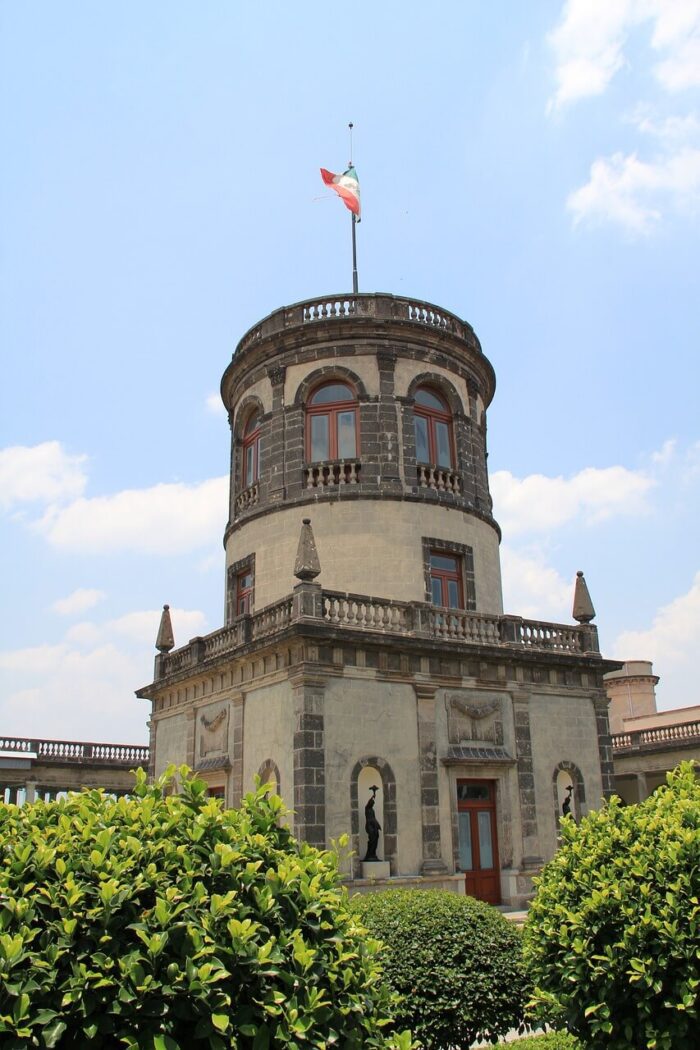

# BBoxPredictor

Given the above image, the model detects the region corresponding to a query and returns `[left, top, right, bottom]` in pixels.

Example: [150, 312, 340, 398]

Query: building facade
[138, 292, 618, 908]
[605, 661, 700, 803]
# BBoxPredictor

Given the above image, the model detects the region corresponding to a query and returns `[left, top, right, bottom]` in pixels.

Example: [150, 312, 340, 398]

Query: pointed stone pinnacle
[156, 604, 175, 652]
[294, 518, 321, 581]
[572, 571, 596, 624]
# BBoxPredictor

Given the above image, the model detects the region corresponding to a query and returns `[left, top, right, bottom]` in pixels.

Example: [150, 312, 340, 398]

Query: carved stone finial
[156, 604, 175, 653]
[294, 518, 321, 581]
[572, 571, 596, 624]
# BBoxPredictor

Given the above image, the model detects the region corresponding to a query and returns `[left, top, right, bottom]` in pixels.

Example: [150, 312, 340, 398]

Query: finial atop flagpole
[348, 122, 354, 167]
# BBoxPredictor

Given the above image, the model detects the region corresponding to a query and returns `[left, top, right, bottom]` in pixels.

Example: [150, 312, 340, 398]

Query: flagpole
[351, 214, 358, 294]
[349, 122, 358, 293]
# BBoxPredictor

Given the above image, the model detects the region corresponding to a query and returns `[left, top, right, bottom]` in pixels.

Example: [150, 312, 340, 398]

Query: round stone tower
[220, 292, 501, 621]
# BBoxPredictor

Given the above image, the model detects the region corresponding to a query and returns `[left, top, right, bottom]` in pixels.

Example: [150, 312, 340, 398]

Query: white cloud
[500, 546, 572, 622]
[35, 476, 228, 555]
[205, 393, 226, 416]
[548, 0, 700, 112]
[612, 571, 700, 709]
[0, 441, 87, 512]
[0, 606, 208, 742]
[491, 463, 654, 536]
[52, 588, 106, 616]
[567, 147, 700, 232]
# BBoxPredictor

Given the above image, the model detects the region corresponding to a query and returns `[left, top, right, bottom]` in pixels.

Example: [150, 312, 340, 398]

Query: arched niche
[552, 761, 586, 826]
[350, 756, 397, 878]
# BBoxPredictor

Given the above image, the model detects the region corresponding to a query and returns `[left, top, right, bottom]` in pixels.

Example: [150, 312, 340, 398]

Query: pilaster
[266, 365, 287, 504]
[230, 691, 245, 804]
[414, 683, 447, 874]
[291, 671, 327, 848]
[593, 693, 615, 798]
[512, 691, 543, 866]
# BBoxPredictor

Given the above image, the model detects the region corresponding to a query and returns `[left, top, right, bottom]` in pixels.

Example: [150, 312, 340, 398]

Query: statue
[364, 785, 381, 861]
[562, 784, 574, 817]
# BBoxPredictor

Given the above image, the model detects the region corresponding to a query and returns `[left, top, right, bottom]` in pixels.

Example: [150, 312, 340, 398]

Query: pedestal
[361, 860, 391, 880]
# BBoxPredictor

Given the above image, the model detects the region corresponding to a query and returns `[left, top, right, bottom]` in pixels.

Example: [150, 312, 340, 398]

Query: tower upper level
[221, 292, 503, 617]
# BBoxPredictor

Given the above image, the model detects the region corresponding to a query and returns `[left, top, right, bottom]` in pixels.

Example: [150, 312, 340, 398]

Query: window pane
[478, 811, 494, 869]
[414, 415, 429, 462]
[447, 579, 460, 608]
[458, 783, 490, 802]
[430, 577, 443, 606]
[415, 387, 447, 411]
[244, 412, 261, 435]
[310, 383, 354, 404]
[458, 812, 473, 869]
[435, 421, 452, 467]
[245, 445, 255, 485]
[337, 411, 357, 458]
[238, 572, 253, 590]
[310, 415, 329, 461]
[430, 553, 458, 572]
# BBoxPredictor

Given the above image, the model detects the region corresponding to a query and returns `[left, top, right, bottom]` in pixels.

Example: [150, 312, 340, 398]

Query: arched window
[242, 411, 262, 486]
[414, 387, 453, 468]
[306, 381, 358, 462]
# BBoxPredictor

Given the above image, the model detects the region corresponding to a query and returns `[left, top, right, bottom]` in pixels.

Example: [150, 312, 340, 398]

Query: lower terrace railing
[156, 586, 597, 679]
[612, 720, 700, 752]
[0, 737, 149, 766]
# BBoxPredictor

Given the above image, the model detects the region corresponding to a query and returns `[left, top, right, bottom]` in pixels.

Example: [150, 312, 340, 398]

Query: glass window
[477, 811, 494, 869]
[458, 783, 490, 802]
[429, 550, 463, 609]
[414, 386, 454, 468]
[458, 812, 473, 869]
[236, 569, 254, 616]
[306, 381, 358, 462]
[242, 411, 261, 486]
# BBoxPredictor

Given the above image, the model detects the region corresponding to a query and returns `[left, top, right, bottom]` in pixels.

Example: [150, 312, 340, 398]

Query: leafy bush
[524, 762, 700, 1050]
[353, 888, 530, 1047]
[0, 768, 409, 1049]
[514, 1034, 581, 1049]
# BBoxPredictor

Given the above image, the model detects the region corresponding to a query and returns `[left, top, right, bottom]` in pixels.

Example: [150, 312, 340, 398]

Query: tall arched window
[414, 387, 453, 468]
[306, 381, 358, 462]
[242, 411, 262, 486]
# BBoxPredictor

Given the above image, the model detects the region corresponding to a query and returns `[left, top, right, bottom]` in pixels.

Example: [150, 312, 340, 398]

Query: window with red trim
[236, 568, 254, 616]
[414, 387, 454, 468]
[242, 411, 262, 486]
[306, 381, 358, 462]
[429, 551, 463, 608]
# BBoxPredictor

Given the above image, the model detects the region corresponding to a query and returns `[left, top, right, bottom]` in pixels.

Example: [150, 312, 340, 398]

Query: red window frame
[305, 381, 358, 462]
[242, 412, 261, 486]
[429, 551, 464, 609]
[236, 568, 254, 616]
[414, 387, 454, 468]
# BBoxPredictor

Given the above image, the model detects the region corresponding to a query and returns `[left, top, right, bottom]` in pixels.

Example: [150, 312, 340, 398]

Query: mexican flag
[320, 166, 361, 219]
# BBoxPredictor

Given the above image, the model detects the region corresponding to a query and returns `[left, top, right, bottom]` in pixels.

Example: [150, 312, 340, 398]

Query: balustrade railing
[154, 588, 595, 678]
[417, 465, 462, 494]
[612, 720, 700, 752]
[323, 592, 412, 633]
[304, 460, 361, 488]
[235, 482, 259, 514]
[0, 736, 149, 766]
[235, 293, 480, 357]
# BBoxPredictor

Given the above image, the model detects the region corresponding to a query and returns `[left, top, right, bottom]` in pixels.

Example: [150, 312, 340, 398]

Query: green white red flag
[320, 166, 361, 219]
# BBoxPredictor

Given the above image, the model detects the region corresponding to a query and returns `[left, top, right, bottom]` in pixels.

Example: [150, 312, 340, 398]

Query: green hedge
[0, 768, 410, 1049]
[524, 762, 700, 1050]
[354, 888, 530, 1048]
[514, 1035, 581, 1049]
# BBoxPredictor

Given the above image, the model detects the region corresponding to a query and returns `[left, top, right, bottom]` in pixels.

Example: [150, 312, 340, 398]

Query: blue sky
[2, 1, 699, 742]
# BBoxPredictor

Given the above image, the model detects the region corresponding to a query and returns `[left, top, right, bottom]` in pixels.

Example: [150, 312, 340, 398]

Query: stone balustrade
[417, 464, 462, 494]
[0, 736, 149, 766]
[234, 293, 481, 358]
[304, 460, 361, 488]
[612, 720, 700, 752]
[155, 587, 597, 680]
[235, 482, 259, 514]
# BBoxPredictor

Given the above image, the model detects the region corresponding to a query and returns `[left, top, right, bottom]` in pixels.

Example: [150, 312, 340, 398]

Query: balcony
[152, 586, 599, 682]
[612, 720, 700, 753]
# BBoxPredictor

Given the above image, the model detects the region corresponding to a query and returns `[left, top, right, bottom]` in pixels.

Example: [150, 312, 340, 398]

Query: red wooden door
[457, 779, 501, 904]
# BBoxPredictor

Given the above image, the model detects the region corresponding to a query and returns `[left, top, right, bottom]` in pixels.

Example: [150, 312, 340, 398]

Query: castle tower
[139, 292, 619, 907]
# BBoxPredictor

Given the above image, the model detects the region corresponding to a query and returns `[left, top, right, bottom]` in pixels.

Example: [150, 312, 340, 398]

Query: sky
[1, 1, 699, 743]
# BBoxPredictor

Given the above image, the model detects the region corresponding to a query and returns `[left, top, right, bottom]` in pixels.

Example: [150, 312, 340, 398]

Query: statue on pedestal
[364, 785, 381, 861]
[562, 783, 574, 817]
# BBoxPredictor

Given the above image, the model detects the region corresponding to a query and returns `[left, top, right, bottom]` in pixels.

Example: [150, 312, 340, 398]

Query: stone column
[147, 717, 157, 780]
[185, 707, 196, 770]
[592, 693, 616, 799]
[513, 691, 543, 866]
[266, 365, 287, 504]
[636, 771, 648, 803]
[230, 692, 245, 805]
[414, 684, 447, 874]
[290, 672, 327, 848]
[25, 781, 37, 803]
